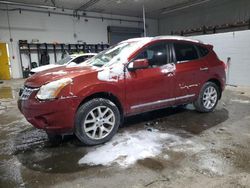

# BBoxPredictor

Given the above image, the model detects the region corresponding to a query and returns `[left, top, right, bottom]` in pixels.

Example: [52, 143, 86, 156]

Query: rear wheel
[75, 98, 120, 145]
[194, 82, 220, 112]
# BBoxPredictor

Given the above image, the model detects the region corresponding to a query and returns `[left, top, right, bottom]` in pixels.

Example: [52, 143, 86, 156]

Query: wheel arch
[77, 92, 124, 117]
[206, 78, 222, 99]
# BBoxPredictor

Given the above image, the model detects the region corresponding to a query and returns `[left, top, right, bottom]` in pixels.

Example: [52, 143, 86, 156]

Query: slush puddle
[79, 130, 204, 167]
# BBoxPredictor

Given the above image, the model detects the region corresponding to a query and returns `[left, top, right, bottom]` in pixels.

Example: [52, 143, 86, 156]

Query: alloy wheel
[202, 86, 218, 110]
[83, 106, 115, 140]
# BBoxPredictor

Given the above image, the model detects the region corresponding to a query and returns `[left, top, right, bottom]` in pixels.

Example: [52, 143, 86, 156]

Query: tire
[194, 82, 220, 113]
[74, 98, 120, 145]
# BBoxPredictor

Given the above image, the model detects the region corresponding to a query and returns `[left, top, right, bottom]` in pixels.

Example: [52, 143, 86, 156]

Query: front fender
[74, 79, 126, 112]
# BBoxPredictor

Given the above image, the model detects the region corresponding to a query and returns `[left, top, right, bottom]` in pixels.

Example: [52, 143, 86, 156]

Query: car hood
[30, 64, 62, 73]
[25, 65, 99, 88]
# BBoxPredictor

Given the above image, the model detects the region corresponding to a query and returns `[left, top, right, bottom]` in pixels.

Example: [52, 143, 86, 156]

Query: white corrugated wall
[193, 30, 250, 86]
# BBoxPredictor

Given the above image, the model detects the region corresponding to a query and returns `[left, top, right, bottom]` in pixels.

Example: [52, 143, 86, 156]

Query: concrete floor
[0, 79, 250, 188]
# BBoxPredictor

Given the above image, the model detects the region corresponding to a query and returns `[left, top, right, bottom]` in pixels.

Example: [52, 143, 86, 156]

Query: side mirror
[128, 59, 149, 71]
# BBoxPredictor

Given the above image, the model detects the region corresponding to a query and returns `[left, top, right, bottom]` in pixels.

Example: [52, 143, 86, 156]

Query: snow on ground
[231, 99, 250, 104]
[0, 108, 6, 114]
[0, 99, 17, 114]
[79, 130, 204, 168]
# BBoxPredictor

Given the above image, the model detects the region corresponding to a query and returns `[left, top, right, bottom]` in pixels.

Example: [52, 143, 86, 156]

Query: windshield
[85, 40, 149, 67]
[56, 56, 73, 65]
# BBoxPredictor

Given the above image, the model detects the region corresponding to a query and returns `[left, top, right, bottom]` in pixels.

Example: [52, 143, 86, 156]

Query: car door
[172, 42, 210, 104]
[125, 41, 176, 115]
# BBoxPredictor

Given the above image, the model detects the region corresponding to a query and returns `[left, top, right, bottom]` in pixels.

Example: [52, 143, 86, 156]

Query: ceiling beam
[161, 0, 211, 15]
[75, 0, 101, 12]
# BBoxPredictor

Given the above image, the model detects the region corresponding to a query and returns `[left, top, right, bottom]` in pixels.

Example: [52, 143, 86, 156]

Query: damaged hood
[25, 65, 98, 88]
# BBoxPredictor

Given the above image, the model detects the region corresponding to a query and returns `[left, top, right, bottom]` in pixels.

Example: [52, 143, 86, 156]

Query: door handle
[200, 67, 209, 71]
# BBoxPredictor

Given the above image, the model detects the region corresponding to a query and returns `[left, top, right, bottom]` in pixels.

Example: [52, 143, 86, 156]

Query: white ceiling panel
[2, 0, 214, 18]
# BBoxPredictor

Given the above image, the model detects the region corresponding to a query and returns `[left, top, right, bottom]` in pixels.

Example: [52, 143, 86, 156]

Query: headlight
[36, 78, 73, 100]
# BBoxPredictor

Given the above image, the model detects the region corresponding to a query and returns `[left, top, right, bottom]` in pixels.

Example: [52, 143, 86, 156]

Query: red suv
[18, 36, 226, 145]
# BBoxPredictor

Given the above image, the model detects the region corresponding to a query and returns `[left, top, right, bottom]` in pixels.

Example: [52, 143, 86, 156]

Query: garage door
[108, 26, 143, 45]
[193, 30, 250, 86]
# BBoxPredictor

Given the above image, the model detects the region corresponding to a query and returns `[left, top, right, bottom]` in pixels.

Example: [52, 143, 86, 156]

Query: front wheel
[75, 98, 120, 145]
[194, 82, 220, 113]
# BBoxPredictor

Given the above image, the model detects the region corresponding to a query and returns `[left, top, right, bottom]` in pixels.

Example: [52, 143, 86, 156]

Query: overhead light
[161, 0, 211, 14]
[0, 0, 56, 10]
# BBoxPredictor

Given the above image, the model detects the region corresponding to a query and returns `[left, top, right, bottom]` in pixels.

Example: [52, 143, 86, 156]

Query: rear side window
[174, 43, 198, 62]
[197, 45, 209, 57]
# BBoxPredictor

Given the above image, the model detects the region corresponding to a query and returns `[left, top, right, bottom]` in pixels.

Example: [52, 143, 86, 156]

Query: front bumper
[18, 96, 80, 134]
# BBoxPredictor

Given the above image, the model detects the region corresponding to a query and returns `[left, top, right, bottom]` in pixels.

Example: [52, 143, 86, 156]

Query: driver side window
[135, 43, 168, 67]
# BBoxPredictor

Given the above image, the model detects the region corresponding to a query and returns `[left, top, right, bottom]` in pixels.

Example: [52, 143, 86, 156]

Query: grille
[19, 87, 39, 100]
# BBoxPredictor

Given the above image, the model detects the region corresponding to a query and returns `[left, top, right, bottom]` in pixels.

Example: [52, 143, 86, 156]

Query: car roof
[121, 36, 203, 44]
[153, 35, 203, 44]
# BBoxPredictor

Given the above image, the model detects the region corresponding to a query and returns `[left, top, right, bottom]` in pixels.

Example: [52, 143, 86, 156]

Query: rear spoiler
[205, 44, 214, 50]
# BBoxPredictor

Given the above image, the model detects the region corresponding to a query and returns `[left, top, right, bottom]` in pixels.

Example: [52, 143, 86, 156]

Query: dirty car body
[18, 36, 226, 145]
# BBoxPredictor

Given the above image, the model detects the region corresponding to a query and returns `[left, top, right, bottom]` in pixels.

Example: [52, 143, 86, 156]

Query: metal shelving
[18, 42, 109, 78]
